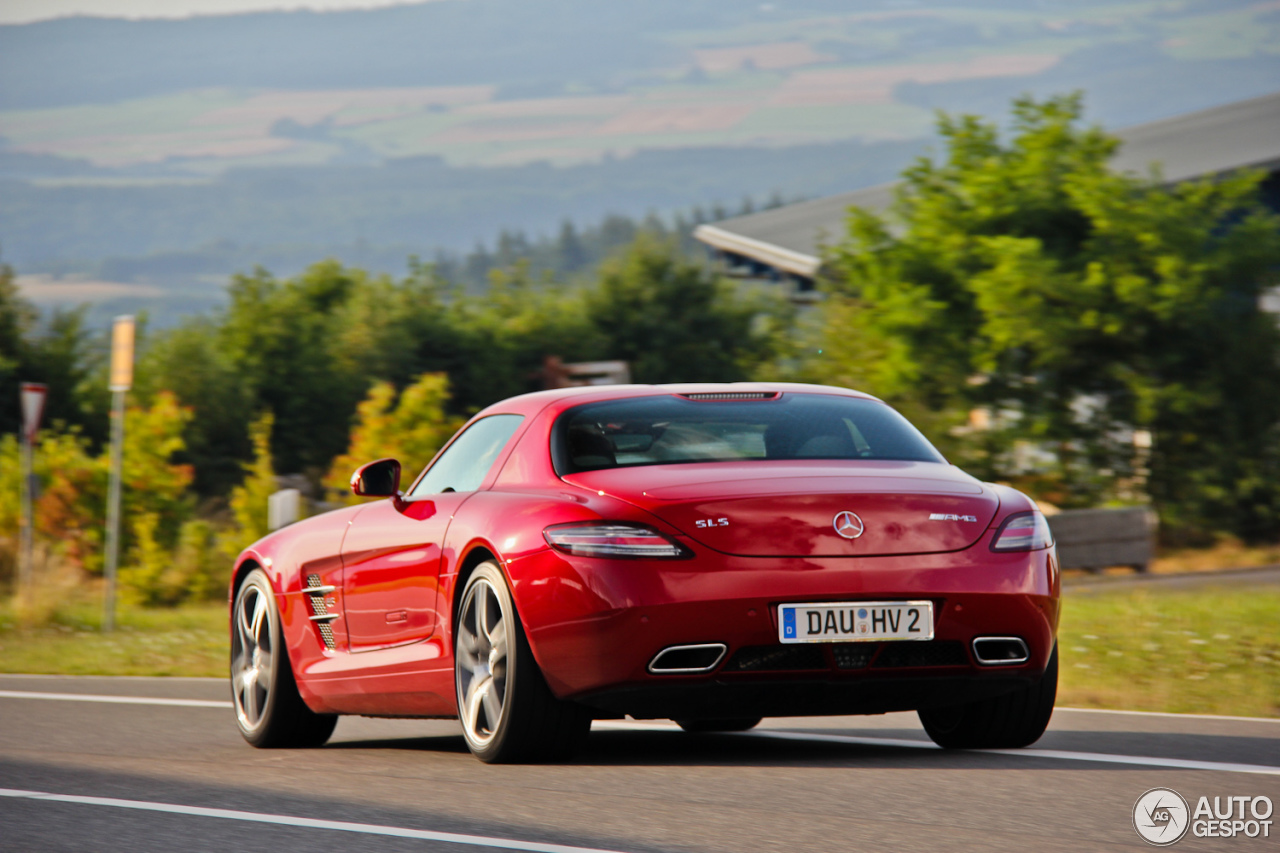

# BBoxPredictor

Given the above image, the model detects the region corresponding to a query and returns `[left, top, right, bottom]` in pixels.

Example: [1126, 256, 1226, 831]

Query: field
[3, 1, 1277, 174]
[3, 582, 1276, 718]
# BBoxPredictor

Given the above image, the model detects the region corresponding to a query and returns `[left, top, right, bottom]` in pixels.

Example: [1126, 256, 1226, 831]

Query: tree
[217, 262, 368, 476]
[227, 411, 278, 552]
[0, 392, 193, 580]
[586, 236, 791, 383]
[817, 94, 1280, 541]
[136, 319, 253, 495]
[323, 373, 461, 503]
[0, 266, 108, 448]
[0, 263, 38, 440]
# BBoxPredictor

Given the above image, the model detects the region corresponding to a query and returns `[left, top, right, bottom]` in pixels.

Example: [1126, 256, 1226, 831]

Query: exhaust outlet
[972, 636, 1030, 666]
[647, 643, 727, 674]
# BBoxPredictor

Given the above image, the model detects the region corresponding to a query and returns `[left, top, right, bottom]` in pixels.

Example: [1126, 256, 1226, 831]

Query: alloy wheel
[232, 580, 274, 732]
[456, 578, 510, 747]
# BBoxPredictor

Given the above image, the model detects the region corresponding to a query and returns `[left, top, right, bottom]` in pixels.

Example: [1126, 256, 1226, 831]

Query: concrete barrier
[1046, 506, 1157, 573]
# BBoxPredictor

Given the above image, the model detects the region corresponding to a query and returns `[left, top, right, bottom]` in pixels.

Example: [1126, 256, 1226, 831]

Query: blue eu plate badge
[782, 607, 796, 639]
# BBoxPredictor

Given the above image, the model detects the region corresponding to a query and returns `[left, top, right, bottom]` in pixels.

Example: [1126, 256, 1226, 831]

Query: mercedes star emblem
[833, 511, 865, 539]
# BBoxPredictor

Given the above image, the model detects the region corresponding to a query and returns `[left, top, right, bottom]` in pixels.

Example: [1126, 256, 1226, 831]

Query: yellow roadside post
[103, 316, 134, 632]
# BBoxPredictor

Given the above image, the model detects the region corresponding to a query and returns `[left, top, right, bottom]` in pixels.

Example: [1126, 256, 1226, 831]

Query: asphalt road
[1, 674, 1277, 853]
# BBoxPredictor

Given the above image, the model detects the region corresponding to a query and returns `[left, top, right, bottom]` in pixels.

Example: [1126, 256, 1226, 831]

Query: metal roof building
[695, 91, 1280, 295]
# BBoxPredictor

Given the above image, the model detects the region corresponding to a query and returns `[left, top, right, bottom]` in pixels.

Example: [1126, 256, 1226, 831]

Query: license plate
[778, 601, 934, 643]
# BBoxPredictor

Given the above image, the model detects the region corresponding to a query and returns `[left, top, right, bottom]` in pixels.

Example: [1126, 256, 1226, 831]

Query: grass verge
[0, 600, 227, 677]
[2, 585, 1276, 718]
[1058, 585, 1280, 718]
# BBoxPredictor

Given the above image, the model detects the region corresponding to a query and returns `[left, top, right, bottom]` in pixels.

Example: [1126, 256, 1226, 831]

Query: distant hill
[2, 0, 1278, 325]
[0, 0, 788, 110]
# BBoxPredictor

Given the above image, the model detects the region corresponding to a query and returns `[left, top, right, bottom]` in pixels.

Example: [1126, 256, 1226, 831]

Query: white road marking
[4, 689, 1277, 776]
[3, 690, 1276, 725]
[595, 721, 1280, 776]
[1057, 706, 1280, 724]
[0, 788, 632, 853]
[0, 690, 231, 708]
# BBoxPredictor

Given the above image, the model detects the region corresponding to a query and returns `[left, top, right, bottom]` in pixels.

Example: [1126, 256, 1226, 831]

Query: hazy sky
[0, 0, 435, 25]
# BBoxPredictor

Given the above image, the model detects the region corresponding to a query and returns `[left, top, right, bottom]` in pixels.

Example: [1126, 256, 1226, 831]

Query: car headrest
[568, 428, 617, 470]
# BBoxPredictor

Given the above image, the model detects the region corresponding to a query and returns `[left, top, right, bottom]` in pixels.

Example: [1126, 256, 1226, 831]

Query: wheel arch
[230, 557, 262, 600]
[229, 548, 281, 601]
[451, 543, 502, 629]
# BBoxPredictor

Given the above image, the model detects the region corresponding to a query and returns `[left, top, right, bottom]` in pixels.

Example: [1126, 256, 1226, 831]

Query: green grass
[0, 601, 228, 677]
[2, 585, 1276, 718]
[1058, 586, 1280, 718]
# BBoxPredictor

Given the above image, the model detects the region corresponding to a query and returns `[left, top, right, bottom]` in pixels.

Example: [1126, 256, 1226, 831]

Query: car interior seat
[567, 428, 617, 471]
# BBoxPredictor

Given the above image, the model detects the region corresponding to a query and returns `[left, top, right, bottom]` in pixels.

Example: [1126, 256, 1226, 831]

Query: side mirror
[350, 458, 401, 498]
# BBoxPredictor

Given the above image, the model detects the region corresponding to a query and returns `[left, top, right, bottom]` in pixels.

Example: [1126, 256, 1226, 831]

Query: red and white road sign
[20, 382, 47, 443]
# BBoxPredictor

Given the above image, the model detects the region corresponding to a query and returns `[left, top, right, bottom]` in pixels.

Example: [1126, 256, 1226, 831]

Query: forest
[3, 96, 1279, 608]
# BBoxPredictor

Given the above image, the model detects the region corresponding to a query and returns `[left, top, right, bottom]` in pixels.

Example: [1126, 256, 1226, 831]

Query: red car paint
[230, 383, 1060, 721]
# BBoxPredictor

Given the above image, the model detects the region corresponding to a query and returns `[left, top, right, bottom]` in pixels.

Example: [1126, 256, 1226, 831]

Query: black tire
[918, 644, 1057, 749]
[231, 569, 337, 748]
[675, 717, 763, 733]
[454, 562, 591, 763]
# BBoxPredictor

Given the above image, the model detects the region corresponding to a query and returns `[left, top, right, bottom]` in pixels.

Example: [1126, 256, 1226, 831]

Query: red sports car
[230, 383, 1059, 763]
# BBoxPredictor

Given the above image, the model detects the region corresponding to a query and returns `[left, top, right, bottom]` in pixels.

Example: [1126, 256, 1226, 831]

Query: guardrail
[1046, 506, 1157, 573]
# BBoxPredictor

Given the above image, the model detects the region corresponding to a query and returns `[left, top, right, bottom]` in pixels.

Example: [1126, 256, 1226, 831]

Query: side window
[409, 414, 524, 496]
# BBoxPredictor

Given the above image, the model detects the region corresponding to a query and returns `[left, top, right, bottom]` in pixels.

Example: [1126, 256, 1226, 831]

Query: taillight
[543, 523, 690, 559]
[990, 511, 1053, 552]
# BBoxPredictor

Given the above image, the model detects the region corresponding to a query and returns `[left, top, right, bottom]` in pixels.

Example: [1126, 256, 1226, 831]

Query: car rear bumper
[506, 541, 1060, 716]
[576, 673, 1038, 719]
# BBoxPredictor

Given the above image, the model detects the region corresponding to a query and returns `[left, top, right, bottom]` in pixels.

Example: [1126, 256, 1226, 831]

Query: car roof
[476, 382, 882, 419]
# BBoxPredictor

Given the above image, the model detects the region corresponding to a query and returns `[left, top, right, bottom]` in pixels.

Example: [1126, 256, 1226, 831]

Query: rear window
[551, 393, 944, 475]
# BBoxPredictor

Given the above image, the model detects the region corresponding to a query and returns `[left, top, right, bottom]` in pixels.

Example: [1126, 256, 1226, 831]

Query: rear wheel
[454, 561, 591, 763]
[675, 717, 763, 733]
[231, 569, 337, 748]
[918, 644, 1057, 749]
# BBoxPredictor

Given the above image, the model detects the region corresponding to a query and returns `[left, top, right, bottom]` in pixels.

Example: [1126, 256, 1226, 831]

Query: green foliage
[120, 390, 195, 545]
[324, 373, 461, 503]
[125, 235, 786, 501]
[120, 511, 171, 607]
[0, 264, 108, 449]
[0, 391, 193, 595]
[121, 516, 225, 607]
[434, 261, 604, 412]
[0, 426, 104, 575]
[0, 263, 37, 405]
[816, 94, 1280, 540]
[227, 411, 277, 553]
[135, 319, 252, 494]
[586, 235, 792, 383]
[219, 262, 370, 476]
[170, 519, 226, 602]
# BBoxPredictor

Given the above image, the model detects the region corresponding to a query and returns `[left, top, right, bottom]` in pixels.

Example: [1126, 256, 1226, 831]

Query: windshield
[551, 393, 944, 475]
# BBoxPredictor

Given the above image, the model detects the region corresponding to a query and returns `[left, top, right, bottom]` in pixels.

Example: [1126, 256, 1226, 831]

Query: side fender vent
[305, 574, 337, 651]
